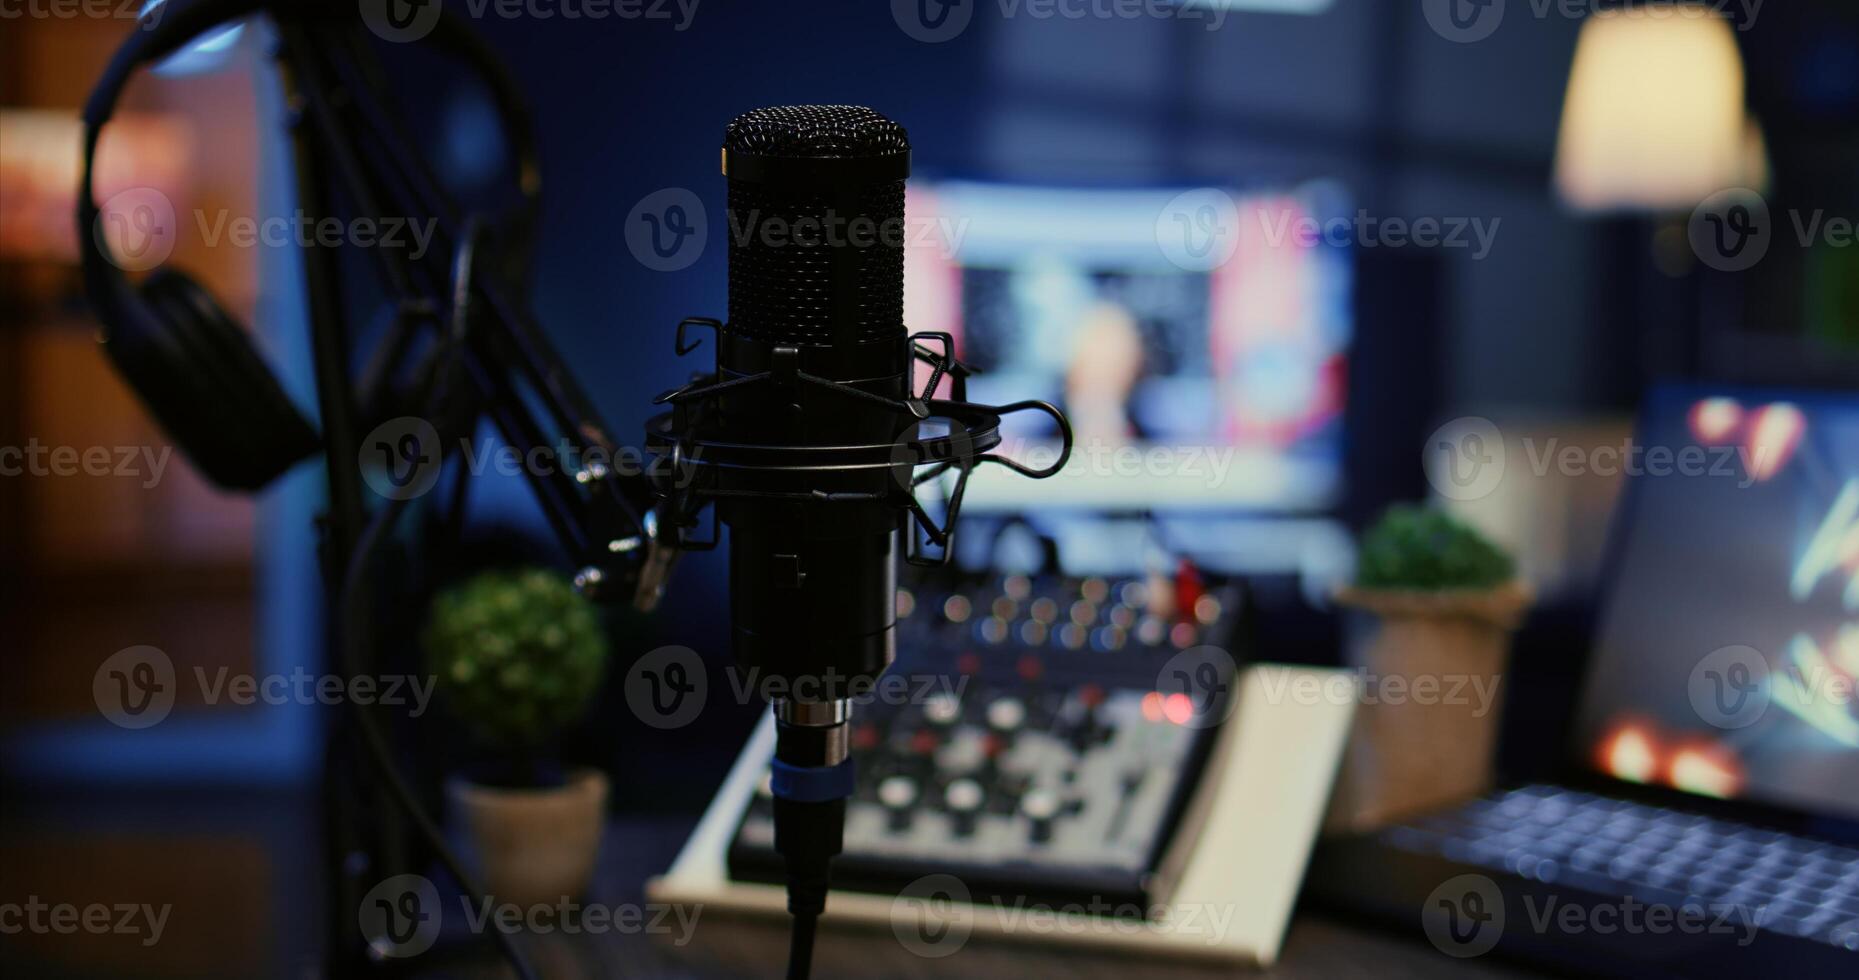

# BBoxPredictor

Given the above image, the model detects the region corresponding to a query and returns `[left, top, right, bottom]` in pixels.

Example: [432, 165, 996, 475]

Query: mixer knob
[923, 692, 961, 727]
[879, 775, 919, 834]
[945, 778, 984, 837]
[987, 696, 1026, 734]
[1022, 788, 1061, 844]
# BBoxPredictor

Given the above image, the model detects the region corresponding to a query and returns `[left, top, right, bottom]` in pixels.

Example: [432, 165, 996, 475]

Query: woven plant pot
[1324, 582, 1531, 834]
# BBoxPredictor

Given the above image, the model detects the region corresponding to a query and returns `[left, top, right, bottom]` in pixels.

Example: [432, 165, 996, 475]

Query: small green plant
[1355, 505, 1515, 591]
[425, 568, 607, 779]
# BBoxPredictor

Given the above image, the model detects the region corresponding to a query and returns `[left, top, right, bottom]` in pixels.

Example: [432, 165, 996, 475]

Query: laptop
[1307, 384, 1859, 978]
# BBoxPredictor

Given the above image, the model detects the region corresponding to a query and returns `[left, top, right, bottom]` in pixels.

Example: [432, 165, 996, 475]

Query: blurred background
[2, 1, 1857, 976]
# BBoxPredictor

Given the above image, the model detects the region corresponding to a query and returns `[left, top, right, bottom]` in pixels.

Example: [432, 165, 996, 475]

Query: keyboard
[1385, 785, 1859, 948]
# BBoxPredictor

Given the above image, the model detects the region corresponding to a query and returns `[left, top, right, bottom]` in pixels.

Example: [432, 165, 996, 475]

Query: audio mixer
[726, 566, 1247, 911]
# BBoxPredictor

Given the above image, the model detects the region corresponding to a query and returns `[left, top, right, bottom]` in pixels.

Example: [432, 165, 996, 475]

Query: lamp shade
[1554, 6, 1751, 212]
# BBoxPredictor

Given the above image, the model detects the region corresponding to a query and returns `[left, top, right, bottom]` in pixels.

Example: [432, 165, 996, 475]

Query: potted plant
[425, 568, 610, 908]
[1327, 506, 1531, 833]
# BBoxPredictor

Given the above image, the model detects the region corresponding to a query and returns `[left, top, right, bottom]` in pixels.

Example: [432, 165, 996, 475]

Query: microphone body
[716, 105, 913, 741]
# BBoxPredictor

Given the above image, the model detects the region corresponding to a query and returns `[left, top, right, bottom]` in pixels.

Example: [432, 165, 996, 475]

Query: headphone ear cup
[103, 268, 321, 492]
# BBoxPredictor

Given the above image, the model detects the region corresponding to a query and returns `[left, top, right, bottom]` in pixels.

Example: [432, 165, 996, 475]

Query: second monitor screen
[906, 181, 1353, 512]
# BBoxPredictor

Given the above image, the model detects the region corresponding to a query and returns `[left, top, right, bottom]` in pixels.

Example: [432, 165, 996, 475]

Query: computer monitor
[904, 181, 1353, 513]
[1574, 385, 1859, 822]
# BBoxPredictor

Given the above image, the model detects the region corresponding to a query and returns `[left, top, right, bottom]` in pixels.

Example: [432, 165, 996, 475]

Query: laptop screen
[1573, 386, 1859, 821]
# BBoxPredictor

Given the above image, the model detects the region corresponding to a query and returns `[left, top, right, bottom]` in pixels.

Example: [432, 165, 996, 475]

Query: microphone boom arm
[273, 7, 673, 609]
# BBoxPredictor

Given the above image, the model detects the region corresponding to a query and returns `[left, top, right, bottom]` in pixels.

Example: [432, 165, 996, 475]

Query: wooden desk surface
[422, 817, 1549, 979]
[533, 910, 1549, 980]
[0, 791, 1549, 979]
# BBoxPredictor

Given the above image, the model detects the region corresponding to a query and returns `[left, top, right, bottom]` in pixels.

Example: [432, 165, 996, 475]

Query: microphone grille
[724, 106, 908, 348]
[723, 105, 910, 159]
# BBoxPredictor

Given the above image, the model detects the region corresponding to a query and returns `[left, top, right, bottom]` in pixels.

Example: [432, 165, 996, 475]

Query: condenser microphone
[719, 105, 912, 745]
[646, 105, 1071, 977]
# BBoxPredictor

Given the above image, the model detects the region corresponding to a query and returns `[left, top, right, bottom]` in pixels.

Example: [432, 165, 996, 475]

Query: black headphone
[79, 0, 320, 492]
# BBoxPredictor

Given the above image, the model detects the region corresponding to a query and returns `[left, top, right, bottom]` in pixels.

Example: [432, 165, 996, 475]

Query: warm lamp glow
[1687, 397, 1742, 444]
[1669, 744, 1742, 799]
[1601, 725, 1659, 783]
[1554, 7, 1752, 212]
[1745, 403, 1805, 483]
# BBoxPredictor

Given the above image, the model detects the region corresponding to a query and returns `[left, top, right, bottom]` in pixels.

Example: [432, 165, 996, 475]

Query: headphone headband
[80, 0, 271, 294]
